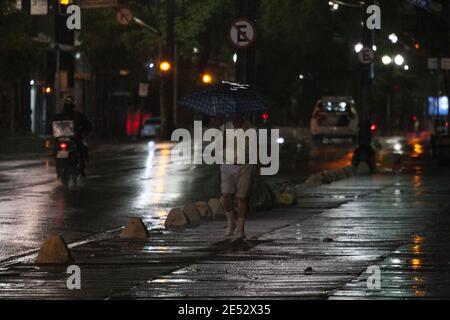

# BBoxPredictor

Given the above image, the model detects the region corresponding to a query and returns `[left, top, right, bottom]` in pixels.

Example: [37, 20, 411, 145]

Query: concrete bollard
[165, 208, 190, 229]
[35, 234, 73, 265]
[120, 218, 150, 240]
[195, 201, 212, 218]
[356, 162, 371, 176]
[277, 192, 297, 206]
[321, 171, 334, 184]
[208, 198, 226, 218]
[303, 174, 323, 187]
[182, 203, 201, 223]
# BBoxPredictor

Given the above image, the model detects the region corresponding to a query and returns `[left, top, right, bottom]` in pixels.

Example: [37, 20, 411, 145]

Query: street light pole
[235, 0, 257, 86]
[352, 0, 377, 172]
[330, 1, 376, 168]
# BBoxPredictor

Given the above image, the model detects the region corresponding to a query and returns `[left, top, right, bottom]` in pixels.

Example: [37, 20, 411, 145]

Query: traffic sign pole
[352, 0, 377, 173]
[233, 0, 257, 88]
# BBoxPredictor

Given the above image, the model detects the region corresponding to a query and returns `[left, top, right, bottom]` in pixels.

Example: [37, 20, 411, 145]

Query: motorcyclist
[53, 96, 93, 177]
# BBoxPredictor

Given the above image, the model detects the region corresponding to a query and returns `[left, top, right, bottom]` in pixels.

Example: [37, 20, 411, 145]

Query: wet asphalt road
[0, 142, 220, 262]
[0, 136, 424, 264]
[1, 134, 449, 299]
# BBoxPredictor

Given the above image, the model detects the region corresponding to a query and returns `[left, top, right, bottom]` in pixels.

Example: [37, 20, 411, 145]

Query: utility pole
[352, 0, 377, 172]
[160, 0, 176, 140]
[235, 0, 257, 86]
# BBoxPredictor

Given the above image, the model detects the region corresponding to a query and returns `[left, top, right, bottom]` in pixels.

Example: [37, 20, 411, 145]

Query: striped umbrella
[180, 81, 269, 116]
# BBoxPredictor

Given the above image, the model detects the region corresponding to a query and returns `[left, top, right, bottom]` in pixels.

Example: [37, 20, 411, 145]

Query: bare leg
[222, 193, 233, 212]
[237, 197, 247, 238]
[223, 193, 235, 236]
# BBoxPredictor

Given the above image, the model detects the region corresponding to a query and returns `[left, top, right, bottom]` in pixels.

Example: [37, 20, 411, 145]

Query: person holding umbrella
[181, 81, 269, 239]
[220, 113, 258, 238]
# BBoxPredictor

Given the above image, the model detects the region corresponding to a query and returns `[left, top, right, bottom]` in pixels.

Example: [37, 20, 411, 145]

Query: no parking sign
[358, 47, 375, 65]
[229, 18, 256, 49]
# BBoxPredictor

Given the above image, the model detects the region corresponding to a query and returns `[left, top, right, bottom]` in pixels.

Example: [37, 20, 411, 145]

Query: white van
[310, 97, 359, 143]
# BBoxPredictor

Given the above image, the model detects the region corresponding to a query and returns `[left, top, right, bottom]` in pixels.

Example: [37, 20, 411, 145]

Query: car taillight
[59, 142, 68, 150]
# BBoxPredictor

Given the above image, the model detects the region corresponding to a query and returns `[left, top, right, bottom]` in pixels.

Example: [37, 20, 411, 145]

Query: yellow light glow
[413, 143, 423, 155]
[60, 0, 70, 5]
[160, 61, 171, 72]
[202, 73, 213, 84]
[45, 87, 52, 94]
[119, 69, 130, 76]
[411, 258, 422, 270]
[414, 235, 424, 244]
[412, 244, 421, 255]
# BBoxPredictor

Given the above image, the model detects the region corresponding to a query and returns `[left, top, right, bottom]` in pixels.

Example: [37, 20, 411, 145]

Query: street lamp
[404, 65, 410, 71]
[389, 33, 398, 44]
[159, 61, 172, 72]
[202, 73, 213, 84]
[354, 42, 363, 53]
[382, 55, 392, 65]
[329, 1, 339, 11]
[394, 54, 405, 66]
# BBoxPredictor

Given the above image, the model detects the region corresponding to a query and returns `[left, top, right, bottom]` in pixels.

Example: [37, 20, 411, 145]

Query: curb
[302, 162, 377, 188]
[302, 165, 360, 188]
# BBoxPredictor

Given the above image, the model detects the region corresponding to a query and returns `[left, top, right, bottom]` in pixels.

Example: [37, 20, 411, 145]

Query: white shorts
[221, 164, 255, 198]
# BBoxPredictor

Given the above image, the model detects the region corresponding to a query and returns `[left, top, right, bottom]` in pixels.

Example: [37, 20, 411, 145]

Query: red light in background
[126, 112, 153, 137]
[262, 113, 269, 121]
[412, 115, 418, 122]
[370, 124, 377, 131]
[59, 143, 68, 150]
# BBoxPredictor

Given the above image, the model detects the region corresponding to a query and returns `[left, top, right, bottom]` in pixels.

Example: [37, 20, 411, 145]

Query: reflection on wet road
[0, 135, 432, 263]
[0, 142, 220, 262]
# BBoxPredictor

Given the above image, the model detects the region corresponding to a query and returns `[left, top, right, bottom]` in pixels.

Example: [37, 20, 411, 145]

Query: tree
[0, 0, 45, 133]
[77, 0, 236, 135]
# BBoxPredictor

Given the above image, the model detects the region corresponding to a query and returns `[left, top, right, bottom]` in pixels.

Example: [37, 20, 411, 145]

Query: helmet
[64, 95, 76, 105]
[63, 95, 76, 111]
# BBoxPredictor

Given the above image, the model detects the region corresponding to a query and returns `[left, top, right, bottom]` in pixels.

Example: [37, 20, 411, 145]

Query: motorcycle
[53, 120, 82, 185]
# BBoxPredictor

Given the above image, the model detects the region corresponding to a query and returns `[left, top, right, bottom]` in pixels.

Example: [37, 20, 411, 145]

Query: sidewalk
[0, 173, 449, 299]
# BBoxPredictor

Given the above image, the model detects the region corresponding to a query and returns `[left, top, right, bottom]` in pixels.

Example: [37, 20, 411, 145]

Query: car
[141, 117, 161, 138]
[310, 97, 359, 143]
